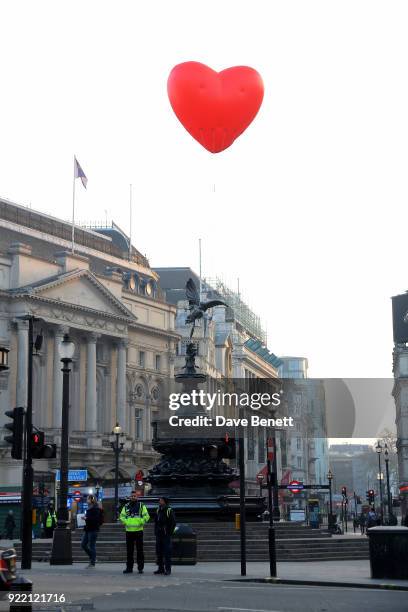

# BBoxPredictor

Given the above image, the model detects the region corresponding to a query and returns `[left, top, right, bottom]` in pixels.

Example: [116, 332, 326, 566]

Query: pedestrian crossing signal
[31, 430, 57, 459]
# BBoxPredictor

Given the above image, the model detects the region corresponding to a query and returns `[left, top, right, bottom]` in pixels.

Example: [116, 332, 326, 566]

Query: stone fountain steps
[13, 521, 369, 562]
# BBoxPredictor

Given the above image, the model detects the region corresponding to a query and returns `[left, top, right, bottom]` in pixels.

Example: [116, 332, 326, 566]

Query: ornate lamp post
[0, 346, 9, 371]
[50, 333, 75, 565]
[384, 444, 393, 523]
[327, 469, 335, 532]
[110, 423, 125, 521]
[375, 441, 384, 525]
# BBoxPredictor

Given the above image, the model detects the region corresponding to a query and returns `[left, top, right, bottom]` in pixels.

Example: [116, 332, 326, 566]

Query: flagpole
[71, 157, 76, 254]
[129, 184, 132, 261]
[199, 238, 202, 299]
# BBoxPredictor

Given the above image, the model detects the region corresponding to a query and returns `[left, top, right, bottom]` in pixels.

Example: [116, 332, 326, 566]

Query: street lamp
[50, 333, 75, 565]
[327, 469, 335, 532]
[266, 437, 277, 578]
[384, 445, 393, 524]
[0, 346, 9, 371]
[110, 422, 125, 522]
[375, 441, 384, 525]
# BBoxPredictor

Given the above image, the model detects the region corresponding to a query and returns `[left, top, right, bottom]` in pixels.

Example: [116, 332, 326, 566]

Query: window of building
[258, 429, 265, 463]
[296, 437, 301, 450]
[135, 409, 143, 440]
[139, 351, 145, 367]
[247, 428, 255, 460]
[297, 456, 302, 469]
[155, 354, 161, 371]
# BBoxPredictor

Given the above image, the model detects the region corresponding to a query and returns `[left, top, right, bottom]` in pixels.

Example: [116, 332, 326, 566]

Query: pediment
[27, 270, 134, 320]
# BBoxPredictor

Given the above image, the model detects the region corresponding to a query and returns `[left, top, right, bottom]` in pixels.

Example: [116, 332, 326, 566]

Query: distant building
[329, 444, 377, 499]
[391, 291, 408, 516]
[279, 357, 329, 513]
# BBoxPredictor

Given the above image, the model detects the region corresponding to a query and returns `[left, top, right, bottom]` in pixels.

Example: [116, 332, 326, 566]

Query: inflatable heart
[167, 61, 264, 153]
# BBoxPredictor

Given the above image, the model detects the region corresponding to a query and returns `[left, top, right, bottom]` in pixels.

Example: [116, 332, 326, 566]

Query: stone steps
[14, 522, 368, 562]
[14, 537, 368, 562]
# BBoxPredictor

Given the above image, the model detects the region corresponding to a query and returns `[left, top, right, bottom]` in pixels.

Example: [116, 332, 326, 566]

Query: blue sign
[55, 469, 88, 482]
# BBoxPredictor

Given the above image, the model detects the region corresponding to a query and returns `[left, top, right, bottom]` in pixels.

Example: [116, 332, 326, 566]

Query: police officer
[120, 491, 150, 574]
[154, 497, 176, 575]
[43, 503, 57, 538]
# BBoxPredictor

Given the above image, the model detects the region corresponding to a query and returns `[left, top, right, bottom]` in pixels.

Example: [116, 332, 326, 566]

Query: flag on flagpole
[74, 157, 88, 189]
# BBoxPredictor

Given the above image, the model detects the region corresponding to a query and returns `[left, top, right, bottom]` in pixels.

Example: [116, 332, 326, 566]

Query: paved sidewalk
[10, 559, 408, 605]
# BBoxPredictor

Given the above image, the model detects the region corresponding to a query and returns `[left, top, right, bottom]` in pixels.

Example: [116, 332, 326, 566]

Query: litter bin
[367, 526, 408, 579]
[172, 523, 197, 565]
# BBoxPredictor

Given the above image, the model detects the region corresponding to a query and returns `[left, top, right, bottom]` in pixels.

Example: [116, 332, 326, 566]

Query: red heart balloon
[167, 61, 264, 153]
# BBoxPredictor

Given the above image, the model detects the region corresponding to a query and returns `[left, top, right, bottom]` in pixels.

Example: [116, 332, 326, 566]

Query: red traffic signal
[31, 430, 57, 459]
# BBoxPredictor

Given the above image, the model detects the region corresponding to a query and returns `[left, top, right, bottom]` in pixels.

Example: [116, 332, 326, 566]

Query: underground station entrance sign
[286, 480, 304, 494]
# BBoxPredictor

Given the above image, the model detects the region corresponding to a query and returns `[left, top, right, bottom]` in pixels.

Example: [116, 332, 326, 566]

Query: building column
[116, 339, 127, 430]
[52, 326, 66, 429]
[15, 320, 29, 407]
[85, 333, 98, 432]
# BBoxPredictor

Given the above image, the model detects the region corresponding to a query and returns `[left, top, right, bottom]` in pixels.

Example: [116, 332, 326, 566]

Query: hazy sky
[1, 1, 407, 379]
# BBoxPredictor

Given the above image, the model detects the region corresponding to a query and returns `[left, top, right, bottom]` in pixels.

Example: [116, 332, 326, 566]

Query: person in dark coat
[81, 495, 103, 568]
[4, 511, 16, 539]
[154, 497, 176, 575]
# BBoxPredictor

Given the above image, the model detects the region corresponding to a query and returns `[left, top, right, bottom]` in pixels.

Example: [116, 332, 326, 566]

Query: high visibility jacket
[45, 511, 57, 528]
[120, 501, 149, 532]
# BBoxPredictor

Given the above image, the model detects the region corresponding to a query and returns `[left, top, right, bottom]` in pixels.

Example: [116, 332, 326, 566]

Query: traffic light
[4, 407, 24, 459]
[341, 486, 347, 497]
[366, 489, 375, 503]
[31, 431, 57, 459]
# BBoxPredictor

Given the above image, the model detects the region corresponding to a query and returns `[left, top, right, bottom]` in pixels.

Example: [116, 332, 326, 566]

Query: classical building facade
[0, 198, 178, 490]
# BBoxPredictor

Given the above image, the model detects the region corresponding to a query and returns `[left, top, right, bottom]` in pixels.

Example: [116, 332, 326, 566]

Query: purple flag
[74, 157, 88, 189]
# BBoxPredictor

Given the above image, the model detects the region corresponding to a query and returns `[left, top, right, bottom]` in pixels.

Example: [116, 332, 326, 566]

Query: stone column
[52, 326, 66, 429]
[15, 320, 29, 407]
[85, 333, 98, 432]
[116, 339, 127, 429]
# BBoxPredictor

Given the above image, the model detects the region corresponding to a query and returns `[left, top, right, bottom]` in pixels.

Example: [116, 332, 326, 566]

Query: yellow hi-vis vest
[120, 501, 149, 532]
[46, 511, 56, 528]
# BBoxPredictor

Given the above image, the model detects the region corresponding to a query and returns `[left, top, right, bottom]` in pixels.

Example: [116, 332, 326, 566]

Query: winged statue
[185, 278, 226, 338]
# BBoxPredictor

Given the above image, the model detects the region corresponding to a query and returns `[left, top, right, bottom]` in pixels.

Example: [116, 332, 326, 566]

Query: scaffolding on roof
[204, 277, 267, 343]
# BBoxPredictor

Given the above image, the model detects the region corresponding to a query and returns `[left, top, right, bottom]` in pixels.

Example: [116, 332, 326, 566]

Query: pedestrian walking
[4, 511, 16, 540]
[81, 495, 103, 568]
[359, 512, 366, 535]
[366, 508, 377, 529]
[120, 491, 150, 574]
[43, 503, 57, 538]
[154, 497, 176, 576]
[402, 512, 408, 527]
